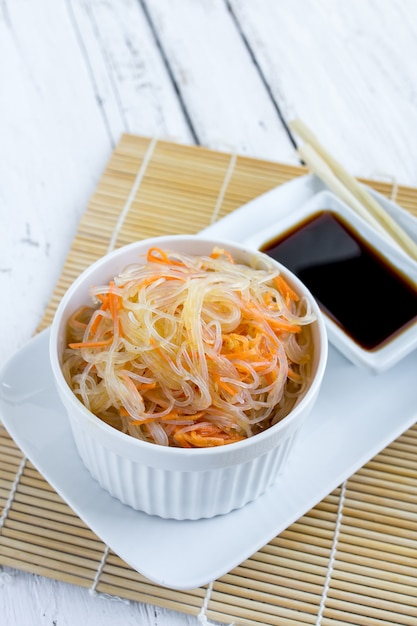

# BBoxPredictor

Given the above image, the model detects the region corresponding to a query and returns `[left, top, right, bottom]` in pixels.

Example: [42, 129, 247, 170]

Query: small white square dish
[243, 190, 417, 373]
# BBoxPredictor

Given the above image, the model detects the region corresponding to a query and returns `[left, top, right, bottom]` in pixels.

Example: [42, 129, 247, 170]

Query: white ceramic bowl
[49, 235, 327, 520]
[244, 191, 417, 374]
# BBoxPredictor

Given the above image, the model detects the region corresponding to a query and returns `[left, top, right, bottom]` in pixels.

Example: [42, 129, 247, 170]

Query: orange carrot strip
[264, 368, 278, 385]
[263, 291, 277, 308]
[218, 379, 237, 396]
[147, 247, 185, 266]
[89, 311, 107, 336]
[210, 248, 235, 264]
[222, 348, 275, 372]
[186, 433, 226, 447]
[244, 303, 301, 333]
[213, 372, 238, 396]
[251, 360, 275, 373]
[131, 410, 204, 426]
[172, 428, 193, 448]
[173, 422, 245, 448]
[68, 338, 113, 349]
[131, 412, 177, 426]
[137, 274, 187, 292]
[273, 275, 299, 303]
[222, 349, 258, 360]
[107, 281, 124, 338]
[267, 318, 301, 333]
[288, 368, 302, 382]
[137, 382, 157, 390]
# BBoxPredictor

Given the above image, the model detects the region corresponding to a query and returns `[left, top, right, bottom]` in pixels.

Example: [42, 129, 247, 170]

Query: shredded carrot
[68, 338, 113, 349]
[266, 318, 301, 333]
[136, 274, 186, 291]
[137, 382, 157, 391]
[210, 247, 235, 264]
[108, 281, 122, 336]
[274, 275, 299, 304]
[173, 422, 244, 448]
[131, 410, 205, 426]
[130, 412, 177, 426]
[64, 246, 315, 448]
[89, 311, 105, 336]
[147, 247, 185, 266]
[222, 348, 258, 361]
[263, 290, 276, 308]
[213, 372, 238, 397]
[244, 301, 301, 334]
[288, 368, 302, 382]
[264, 368, 278, 386]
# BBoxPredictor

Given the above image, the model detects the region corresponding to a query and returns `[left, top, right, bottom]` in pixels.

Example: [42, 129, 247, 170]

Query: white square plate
[1, 174, 417, 590]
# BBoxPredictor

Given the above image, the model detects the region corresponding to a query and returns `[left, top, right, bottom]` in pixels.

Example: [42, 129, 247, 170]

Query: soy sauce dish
[244, 190, 417, 374]
[49, 235, 327, 520]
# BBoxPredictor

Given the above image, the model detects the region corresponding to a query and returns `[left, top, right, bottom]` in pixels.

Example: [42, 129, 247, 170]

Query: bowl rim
[49, 234, 328, 458]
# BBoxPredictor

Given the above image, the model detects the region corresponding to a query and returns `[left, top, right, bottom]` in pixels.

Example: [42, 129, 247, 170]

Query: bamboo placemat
[1, 134, 417, 626]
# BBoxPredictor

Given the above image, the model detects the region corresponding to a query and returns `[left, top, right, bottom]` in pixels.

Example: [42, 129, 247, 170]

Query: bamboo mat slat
[1, 134, 417, 626]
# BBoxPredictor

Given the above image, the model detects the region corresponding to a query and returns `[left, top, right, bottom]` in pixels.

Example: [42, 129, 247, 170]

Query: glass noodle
[62, 247, 316, 448]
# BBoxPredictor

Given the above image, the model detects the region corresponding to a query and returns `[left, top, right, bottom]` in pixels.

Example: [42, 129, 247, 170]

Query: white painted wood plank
[143, 0, 297, 162]
[1, 567, 202, 626]
[0, 0, 194, 366]
[69, 0, 193, 143]
[229, 0, 417, 186]
[1, 0, 112, 365]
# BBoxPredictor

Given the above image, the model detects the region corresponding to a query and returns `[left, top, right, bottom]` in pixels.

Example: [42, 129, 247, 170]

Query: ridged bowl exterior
[66, 402, 300, 519]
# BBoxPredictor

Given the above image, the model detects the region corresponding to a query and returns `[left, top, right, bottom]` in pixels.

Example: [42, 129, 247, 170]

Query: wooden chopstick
[296, 142, 392, 240]
[290, 119, 417, 262]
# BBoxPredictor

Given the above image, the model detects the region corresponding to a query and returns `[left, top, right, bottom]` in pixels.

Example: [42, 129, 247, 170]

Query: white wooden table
[2, 1, 417, 624]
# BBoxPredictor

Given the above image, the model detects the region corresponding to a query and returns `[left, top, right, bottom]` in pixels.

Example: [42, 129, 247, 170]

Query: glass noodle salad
[62, 247, 316, 448]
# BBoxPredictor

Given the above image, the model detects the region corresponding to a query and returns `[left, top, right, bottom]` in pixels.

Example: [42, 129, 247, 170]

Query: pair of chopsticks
[289, 119, 417, 262]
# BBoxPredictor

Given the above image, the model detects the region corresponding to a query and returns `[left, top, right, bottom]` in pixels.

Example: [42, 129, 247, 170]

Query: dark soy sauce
[261, 211, 417, 350]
